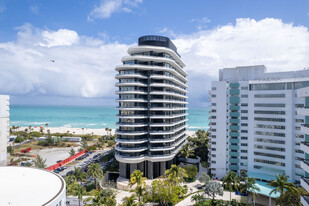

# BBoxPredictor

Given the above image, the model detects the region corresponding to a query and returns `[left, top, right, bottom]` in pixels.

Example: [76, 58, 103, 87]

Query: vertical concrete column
[160, 161, 166, 176]
[119, 162, 126, 178]
[130, 163, 137, 175]
[148, 161, 153, 179]
[137, 161, 145, 175]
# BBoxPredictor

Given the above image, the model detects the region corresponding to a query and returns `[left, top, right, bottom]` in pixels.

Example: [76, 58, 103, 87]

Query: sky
[1, 0, 309, 108]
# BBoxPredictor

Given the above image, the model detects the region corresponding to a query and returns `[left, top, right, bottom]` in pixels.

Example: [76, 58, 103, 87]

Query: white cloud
[88, 0, 142, 21]
[30, 5, 39, 14]
[0, 23, 130, 99]
[1, 18, 309, 107]
[39, 29, 79, 48]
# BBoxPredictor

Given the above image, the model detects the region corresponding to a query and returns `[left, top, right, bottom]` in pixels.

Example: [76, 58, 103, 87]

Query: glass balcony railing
[230, 89, 240, 95]
[229, 118, 240, 124]
[230, 96, 240, 104]
[230, 138, 239, 143]
[229, 132, 239, 137]
[230, 83, 240, 88]
[229, 158, 239, 163]
[229, 151, 239, 156]
[229, 164, 239, 170]
[230, 112, 240, 117]
[230, 105, 240, 110]
[230, 125, 239, 130]
[230, 145, 239, 150]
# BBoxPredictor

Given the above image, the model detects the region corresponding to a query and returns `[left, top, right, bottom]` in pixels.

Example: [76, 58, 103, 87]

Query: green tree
[129, 170, 147, 188]
[71, 183, 86, 206]
[151, 178, 187, 206]
[129, 170, 147, 204]
[69, 147, 76, 156]
[204, 180, 223, 200]
[81, 140, 88, 150]
[240, 177, 260, 205]
[165, 164, 188, 185]
[198, 172, 211, 186]
[87, 163, 104, 190]
[187, 130, 210, 167]
[72, 167, 87, 182]
[7, 145, 14, 155]
[120, 195, 138, 206]
[33, 154, 47, 168]
[180, 144, 194, 161]
[267, 174, 299, 206]
[84, 189, 116, 206]
[222, 171, 240, 202]
[278, 187, 309, 206]
[191, 194, 204, 204]
[183, 165, 198, 181]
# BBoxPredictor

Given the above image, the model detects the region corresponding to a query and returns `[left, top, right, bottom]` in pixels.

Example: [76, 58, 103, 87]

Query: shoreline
[16, 126, 197, 137]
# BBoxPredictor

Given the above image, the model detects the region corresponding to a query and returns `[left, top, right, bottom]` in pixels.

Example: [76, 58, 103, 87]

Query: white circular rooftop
[0, 166, 66, 206]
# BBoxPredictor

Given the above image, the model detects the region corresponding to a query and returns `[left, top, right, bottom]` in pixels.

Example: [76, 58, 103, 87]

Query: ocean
[10, 105, 210, 131]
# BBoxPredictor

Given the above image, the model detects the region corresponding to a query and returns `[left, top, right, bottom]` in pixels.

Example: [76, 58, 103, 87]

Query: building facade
[296, 87, 309, 205]
[115, 35, 188, 179]
[0, 95, 9, 166]
[209, 65, 309, 183]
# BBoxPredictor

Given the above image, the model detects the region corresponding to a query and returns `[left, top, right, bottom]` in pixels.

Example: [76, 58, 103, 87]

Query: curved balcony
[116, 98, 148, 103]
[149, 134, 187, 151]
[150, 83, 187, 93]
[150, 107, 188, 111]
[115, 145, 148, 153]
[115, 122, 147, 127]
[115, 138, 148, 144]
[150, 91, 188, 99]
[115, 82, 148, 87]
[127, 45, 186, 69]
[150, 99, 188, 104]
[115, 64, 187, 83]
[115, 153, 147, 163]
[150, 74, 187, 88]
[149, 132, 187, 143]
[115, 73, 147, 79]
[116, 107, 148, 111]
[150, 113, 188, 119]
[149, 119, 188, 127]
[116, 115, 148, 119]
[116, 90, 148, 95]
[115, 130, 148, 135]
[149, 124, 187, 135]
[121, 55, 185, 77]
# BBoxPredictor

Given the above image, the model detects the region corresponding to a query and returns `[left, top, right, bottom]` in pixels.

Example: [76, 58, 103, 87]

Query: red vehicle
[21, 148, 31, 153]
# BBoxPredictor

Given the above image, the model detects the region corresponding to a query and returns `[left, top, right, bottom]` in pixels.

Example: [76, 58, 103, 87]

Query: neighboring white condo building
[296, 87, 309, 206]
[0, 166, 66, 206]
[209, 65, 309, 184]
[115, 35, 188, 179]
[0, 95, 9, 166]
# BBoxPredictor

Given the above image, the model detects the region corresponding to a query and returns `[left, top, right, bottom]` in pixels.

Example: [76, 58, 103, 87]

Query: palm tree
[72, 167, 87, 182]
[87, 163, 104, 190]
[84, 189, 116, 206]
[222, 171, 240, 202]
[82, 128, 84, 135]
[33, 154, 47, 168]
[129, 170, 147, 188]
[191, 194, 204, 204]
[69, 147, 76, 156]
[7, 145, 14, 155]
[71, 183, 86, 206]
[121, 195, 138, 206]
[267, 174, 298, 206]
[180, 144, 194, 161]
[240, 177, 260, 205]
[105, 127, 109, 136]
[129, 170, 147, 204]
[81, 140, 88, 150]
[165, 164, 188, 185]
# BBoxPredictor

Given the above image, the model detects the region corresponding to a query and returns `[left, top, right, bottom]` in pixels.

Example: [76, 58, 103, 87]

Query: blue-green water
[10, 105, 209, 131]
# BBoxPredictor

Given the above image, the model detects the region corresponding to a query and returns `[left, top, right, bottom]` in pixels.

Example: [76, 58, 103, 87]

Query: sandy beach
[18, 126, 197, 137]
